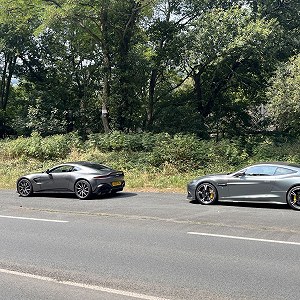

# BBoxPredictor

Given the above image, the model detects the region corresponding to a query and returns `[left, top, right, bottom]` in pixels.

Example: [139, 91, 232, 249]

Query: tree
[267, 54, 300, 135]
[183, 6, 278, 137]
[142, 0, 190, 130]
[250, 0, 300, 58]
[0, 0, 42, 136]
[20, 24, 102, 136]
[39, 0, 153, 132]
[1, 0, 298, 138]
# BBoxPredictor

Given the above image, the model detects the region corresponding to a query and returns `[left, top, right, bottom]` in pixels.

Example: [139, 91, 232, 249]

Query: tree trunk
[116, 0, 141, 131]
[193, 69, 213, 118]
[101, 71, 110, 133]
[100, 3, 111, 133]
[146, 68, 158, 129]
[0, 53, 17, 111]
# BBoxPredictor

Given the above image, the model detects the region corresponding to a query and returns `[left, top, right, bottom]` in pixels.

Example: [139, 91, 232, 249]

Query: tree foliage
[267, 54, 300, 135]
[0, 0, 299, 138]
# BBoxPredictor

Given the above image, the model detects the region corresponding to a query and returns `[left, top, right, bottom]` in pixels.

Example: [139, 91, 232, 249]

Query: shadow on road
[189, 200, 290, 210]
[26, 192, 138, 201]
[94, 192, 138, 200]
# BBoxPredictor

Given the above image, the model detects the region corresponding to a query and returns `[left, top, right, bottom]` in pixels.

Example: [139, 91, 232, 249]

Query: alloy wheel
[196, 183, 217, 205]
[17, 179, 33, 197]
[287, 186, 300, 210]
[75, 180, 92, 200]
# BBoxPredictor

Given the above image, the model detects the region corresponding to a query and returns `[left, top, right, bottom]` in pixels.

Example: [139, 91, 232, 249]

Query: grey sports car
[187, 162, 300, 210]
[17, 161, 125, 200]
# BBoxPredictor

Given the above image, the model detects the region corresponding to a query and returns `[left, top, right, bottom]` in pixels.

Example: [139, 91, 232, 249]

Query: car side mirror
[234, 171, 245, 177]
[45, 169, 50, 174]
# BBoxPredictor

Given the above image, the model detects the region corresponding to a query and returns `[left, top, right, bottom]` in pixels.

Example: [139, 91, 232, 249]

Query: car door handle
[217, 183, 227, 186]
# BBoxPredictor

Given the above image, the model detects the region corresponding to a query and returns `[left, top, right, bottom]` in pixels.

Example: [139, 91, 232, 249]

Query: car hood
[21, 172, 45, 179]
[191, 173, 228, 182]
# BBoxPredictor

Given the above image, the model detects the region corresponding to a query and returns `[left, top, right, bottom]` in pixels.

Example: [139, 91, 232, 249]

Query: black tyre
[195, 182, 218, 205]
[75, 180, 92, 200]
[17, 178, 33, 197]
[287, 186, 300, 210]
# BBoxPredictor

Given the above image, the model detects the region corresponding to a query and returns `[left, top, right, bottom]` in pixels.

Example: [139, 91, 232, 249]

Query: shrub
[149, 134, 205, 170]
[252, 140, 300, 164]
[2, 132, 300, 174]
[1, 132, 83, 160]
[87, 131, 171, 152]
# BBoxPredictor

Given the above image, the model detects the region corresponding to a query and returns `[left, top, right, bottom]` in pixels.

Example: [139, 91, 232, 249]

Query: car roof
[52, 161, 110, 169]
[63, 161, 103, 167]
[251, 162, 300, 170]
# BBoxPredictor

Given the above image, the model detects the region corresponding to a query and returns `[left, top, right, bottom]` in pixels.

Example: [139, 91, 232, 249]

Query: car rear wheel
[75, 180, 92, 200]
[17, 178, 33, 197]
[287, 186, 300, 210]
[195, 183, 218, 205]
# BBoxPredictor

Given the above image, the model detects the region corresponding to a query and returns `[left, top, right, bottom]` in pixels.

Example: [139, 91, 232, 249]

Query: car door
[227, 165, 278, 201]
[39, 165, 74, 192]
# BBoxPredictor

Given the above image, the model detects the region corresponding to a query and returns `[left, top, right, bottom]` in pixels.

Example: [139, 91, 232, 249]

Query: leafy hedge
[0, 132, 82, 160]
[1, 131, 300, 172]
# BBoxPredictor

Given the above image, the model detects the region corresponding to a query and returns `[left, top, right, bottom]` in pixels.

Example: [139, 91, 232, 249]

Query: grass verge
[0, 154, 198, 193]
[2, 131, 300, 193]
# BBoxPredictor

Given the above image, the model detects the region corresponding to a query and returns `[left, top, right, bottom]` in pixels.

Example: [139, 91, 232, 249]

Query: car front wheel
[195, 182, 218, 205]
[17, 178, 33, 197]
[287, 186, 300, 210]
[75, 180, 92, 200]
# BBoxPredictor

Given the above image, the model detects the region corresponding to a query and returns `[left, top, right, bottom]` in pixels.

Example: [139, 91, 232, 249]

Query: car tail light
[110, 171, 124, 177]
[93, 174, 110, 179]
[93, 171, 124, 179]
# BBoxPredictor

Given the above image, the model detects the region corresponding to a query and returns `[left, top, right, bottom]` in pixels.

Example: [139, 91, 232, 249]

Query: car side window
[245, 166, 277, 176]
[274, 167, 296, 175]
[51, 165, 74, 173]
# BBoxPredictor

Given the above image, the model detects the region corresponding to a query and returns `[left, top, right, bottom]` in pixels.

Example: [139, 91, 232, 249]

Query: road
[0, 190, 300, 299]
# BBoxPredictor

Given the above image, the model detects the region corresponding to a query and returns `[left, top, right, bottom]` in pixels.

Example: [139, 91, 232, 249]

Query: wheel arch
[194, 180, 218, 198]
[73, 178, 92, 192]
[286, 183, 300, 200]
[286, 184, 300, 210]
[17, 176, 29, 183]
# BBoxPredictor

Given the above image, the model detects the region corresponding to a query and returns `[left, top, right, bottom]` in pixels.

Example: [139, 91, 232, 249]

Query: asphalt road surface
[1, 190, 300, 300]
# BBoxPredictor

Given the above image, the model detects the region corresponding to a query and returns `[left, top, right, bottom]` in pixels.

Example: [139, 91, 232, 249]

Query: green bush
[252, 140, 300, 164]
[2, 132, 300, 174]
[149, 134, 204, 170]
[1, 132, 83, 160]
[148, 135, 250, 171]
[87, 131, 171, 152]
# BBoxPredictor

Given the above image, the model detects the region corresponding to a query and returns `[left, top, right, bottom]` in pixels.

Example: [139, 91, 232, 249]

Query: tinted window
[274, 167, 296, 175]
[87, 163, 111, 171]
[245, 166, 276, 176]
[50, 165, 74, 173]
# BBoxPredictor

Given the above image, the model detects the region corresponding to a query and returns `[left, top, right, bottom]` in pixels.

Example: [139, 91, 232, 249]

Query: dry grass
[0, 156, 192, 193]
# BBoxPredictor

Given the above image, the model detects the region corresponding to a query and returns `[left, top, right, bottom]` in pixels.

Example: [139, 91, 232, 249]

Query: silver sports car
[17, 161, 125, 200]
[187, 162, 300, 210]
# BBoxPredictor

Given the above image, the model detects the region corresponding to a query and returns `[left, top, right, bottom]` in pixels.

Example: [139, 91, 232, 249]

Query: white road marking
[0, 215, 68, 223]
[188, 232, 300, 246]
[0, 268, 170, 300]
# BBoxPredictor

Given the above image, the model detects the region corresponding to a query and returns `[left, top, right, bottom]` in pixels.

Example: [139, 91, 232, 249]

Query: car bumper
[187, 182, 196, 201]
[94, 181, 125, 195]
[187, 190, 194, 200]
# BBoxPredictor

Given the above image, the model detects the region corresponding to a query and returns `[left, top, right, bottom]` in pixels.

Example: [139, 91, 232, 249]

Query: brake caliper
[293, 194, 297, 203]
